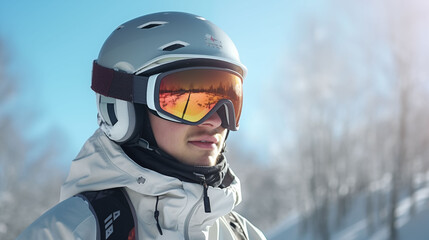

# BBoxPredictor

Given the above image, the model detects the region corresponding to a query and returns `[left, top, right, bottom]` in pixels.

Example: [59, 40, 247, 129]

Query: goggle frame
[91, 61, 243, 131]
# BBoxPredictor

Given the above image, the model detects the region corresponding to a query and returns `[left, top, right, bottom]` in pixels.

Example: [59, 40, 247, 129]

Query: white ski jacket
[17, 129, 266, 240]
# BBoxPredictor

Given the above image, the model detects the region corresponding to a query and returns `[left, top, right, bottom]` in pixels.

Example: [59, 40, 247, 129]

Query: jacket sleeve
[16, 196, 97, 240]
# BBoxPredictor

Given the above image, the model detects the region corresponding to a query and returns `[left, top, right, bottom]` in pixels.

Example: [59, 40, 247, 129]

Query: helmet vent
[137, 21, 168, 29]
[159, 41, 190, 51]
[115, 25, 124, 31]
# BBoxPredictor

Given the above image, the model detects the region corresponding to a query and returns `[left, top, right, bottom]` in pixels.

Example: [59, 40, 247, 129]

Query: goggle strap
[91, 61, 149, 104]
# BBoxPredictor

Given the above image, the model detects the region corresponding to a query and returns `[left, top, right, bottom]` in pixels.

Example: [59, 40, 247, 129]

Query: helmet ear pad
[96, 94, 137, 144]
[125, 103, 158, 147]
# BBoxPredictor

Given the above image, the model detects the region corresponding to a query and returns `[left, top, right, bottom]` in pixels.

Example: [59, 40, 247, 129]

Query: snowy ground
[268, 186, 429, 240]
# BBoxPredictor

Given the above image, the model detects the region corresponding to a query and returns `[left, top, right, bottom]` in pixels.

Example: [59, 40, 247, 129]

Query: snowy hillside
[268, 186, 429, 240]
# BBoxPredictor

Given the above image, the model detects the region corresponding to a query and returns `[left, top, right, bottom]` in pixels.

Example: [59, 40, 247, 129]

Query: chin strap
[134, 138, 154, 151]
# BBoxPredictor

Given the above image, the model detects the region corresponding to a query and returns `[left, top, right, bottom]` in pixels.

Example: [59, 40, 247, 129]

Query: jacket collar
[60, 128, 242, 206]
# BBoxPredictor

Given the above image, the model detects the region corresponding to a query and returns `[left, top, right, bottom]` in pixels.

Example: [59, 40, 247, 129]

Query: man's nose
[198, 111, 222, 129]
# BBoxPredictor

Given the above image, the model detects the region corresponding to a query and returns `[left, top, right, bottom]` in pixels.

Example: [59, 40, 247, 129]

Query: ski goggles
[91, 61, 243, 130]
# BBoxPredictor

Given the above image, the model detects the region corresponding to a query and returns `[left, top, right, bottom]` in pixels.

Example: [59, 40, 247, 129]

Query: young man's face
[148, 112, 228, 166]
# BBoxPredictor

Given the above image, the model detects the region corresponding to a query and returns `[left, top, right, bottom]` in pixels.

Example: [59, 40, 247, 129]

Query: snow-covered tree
[0, 39, 66, 240]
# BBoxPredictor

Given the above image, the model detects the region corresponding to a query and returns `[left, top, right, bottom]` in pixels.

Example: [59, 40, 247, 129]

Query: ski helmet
[92, 12, 247, 144]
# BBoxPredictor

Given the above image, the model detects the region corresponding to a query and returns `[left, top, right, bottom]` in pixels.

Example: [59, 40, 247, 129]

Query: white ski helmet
[92, 12, 247, 144]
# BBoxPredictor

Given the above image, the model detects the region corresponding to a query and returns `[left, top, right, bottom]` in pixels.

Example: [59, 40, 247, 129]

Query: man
[17, 12, 266, 240]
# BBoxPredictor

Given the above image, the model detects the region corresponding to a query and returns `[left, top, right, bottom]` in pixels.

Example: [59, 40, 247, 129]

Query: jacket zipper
[184, 190, 204, 240]
[193, 173, 211, 213]
[184, 173, 212, 240]
[202, 181, 211, 213]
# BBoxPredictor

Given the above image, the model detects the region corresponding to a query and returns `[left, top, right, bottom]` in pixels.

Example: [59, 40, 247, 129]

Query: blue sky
[0, 0, 323, 167]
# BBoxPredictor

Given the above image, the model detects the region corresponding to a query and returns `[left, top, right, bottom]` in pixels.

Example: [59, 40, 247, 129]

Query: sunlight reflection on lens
[159, 69, 243, 124]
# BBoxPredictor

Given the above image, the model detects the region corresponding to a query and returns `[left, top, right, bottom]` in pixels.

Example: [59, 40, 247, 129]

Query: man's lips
[188, 135, 219, 149]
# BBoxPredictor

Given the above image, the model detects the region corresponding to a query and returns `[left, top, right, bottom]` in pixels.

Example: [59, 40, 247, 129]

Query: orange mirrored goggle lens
[158, 69, 243, 126]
